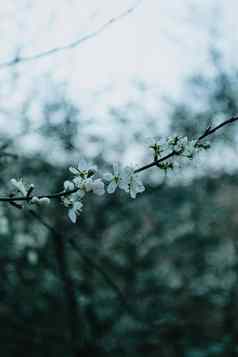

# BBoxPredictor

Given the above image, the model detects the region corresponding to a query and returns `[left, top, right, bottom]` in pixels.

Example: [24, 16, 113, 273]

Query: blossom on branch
[5, 114, 231, 224]
[10, 178, 28, 196]
[64, 180, 75, 191]
[104, 162, 123, 193]
[69, 157, 97, 179]
[62, 158, 105, 222]
[104, 164, 145, 198]
[120, 166, 145, 199]
[68, 200, 83, 224]
[90, 178, 105, 196]
[146, 137, 167, 160]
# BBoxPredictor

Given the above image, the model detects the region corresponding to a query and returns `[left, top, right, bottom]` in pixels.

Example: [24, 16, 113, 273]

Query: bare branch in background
[29, 208, 190, 338]
[68, 236, 151, 326]
[0, 0, 143, 70]
[29, 210, 82, 355]
[29, 210, 167, 331]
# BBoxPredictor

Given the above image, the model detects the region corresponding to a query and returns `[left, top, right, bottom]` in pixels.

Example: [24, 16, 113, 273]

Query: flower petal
[103, 172, 113, 181]
[69, 167, 79, 175]
[68, 208, 77, 223]
[107, 181, 117, 194]
[64, 180, 75, 191]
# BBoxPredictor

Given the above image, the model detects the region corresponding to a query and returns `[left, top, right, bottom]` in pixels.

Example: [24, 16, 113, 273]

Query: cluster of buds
[10, 178, 50, 208]
[147, 135, 210, 164]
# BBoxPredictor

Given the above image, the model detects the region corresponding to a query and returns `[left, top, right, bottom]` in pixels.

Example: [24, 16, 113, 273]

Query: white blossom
[70, 175, 105, 198]
[64, 180, 75, 191]
[183, 139, 197, 158]
[167, 136, 196, 157]
[68, 201, 83, 223]
[10, 178, 28, 196]
[69, 157, 97, 178]
[62, 195, 73, 208]
[90, 178, 105, 196]
[72, 177, 91, 198]
[62, 157, 108, 222]
[174, 136, 188, 154]
[104, 162, 122, 194]
[62, 189, 84, 223]
[146, 137, 167, 157]
[120, 166, 145, 199]
[166, 135, 179, 152]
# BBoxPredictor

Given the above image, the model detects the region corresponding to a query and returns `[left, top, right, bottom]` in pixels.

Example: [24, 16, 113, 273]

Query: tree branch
[0, 115, 237, 204]
[135, 115, 238, 174]
[0, 0, 142, 70]
[29, 210, 162, 330]
[29, 210, 82, 355]
[68, 236, 149, 325]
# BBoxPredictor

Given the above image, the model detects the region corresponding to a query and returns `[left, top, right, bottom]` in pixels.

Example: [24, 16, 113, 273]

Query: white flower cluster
[146, 136, 167, 159]
[167, 136, 197, 158]
[62, 159, 145, 223]
[148, 135, 210, 161]
[62, 158, 104, 223]
[10, 178, 28, 197]
[104, 163, 145, 198]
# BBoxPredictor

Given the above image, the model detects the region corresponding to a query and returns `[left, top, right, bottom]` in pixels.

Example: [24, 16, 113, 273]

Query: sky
[0, 0, 237, 164]
[0, 1, 226, 99]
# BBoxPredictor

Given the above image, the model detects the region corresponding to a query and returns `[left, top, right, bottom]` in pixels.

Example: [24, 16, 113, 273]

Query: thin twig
[0, 0, 142, 70]
[135, 115, 238, 174]
[197, 116, 238, 141]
